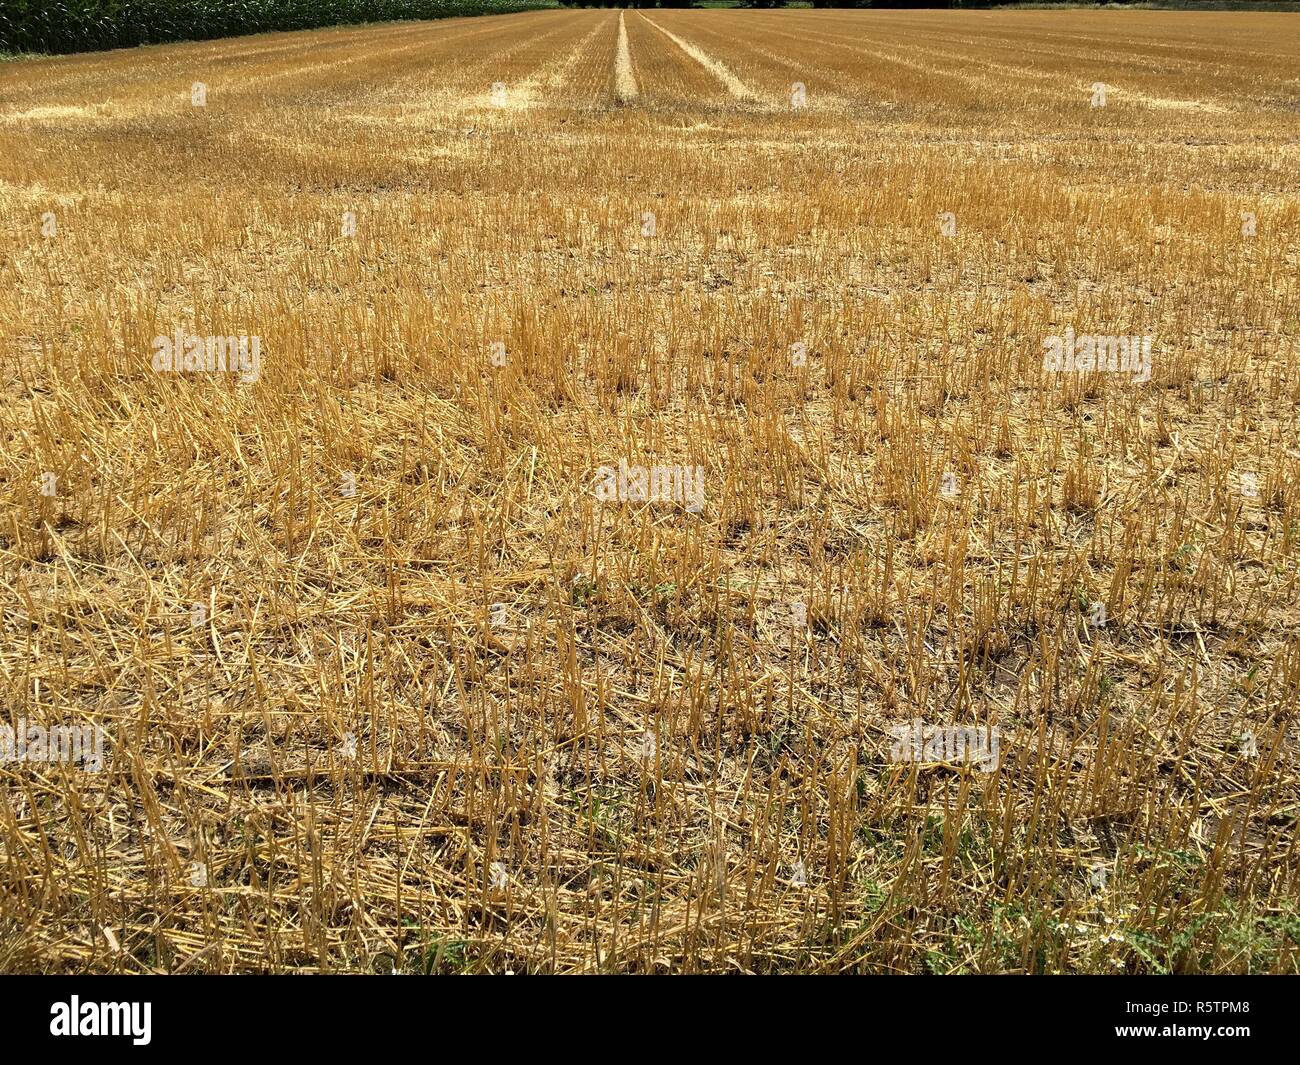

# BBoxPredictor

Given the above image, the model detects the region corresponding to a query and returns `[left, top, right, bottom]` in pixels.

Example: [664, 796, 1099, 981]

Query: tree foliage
[1, 0, 549, 55]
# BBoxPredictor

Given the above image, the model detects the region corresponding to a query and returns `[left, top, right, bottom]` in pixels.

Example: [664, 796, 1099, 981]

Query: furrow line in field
[537, 16, 611, 95]
[455, 14, 607, 113]
[639, 14, 757, 102]
[745, 11, 1235, 114]
[615, 12, 639, 103]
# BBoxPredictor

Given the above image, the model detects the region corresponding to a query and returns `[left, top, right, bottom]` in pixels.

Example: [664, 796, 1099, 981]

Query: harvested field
[1, 9, 1299, 974]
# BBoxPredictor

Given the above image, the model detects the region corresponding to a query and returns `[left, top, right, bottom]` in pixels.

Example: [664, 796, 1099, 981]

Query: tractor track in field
[639, 13, 758, 103]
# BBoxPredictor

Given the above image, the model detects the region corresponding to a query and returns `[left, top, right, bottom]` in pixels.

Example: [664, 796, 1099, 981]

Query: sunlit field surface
[2, 9, 1299, 974]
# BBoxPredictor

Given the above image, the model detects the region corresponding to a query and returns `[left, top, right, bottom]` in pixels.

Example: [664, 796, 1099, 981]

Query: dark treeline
[0, 1, 548, 56]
